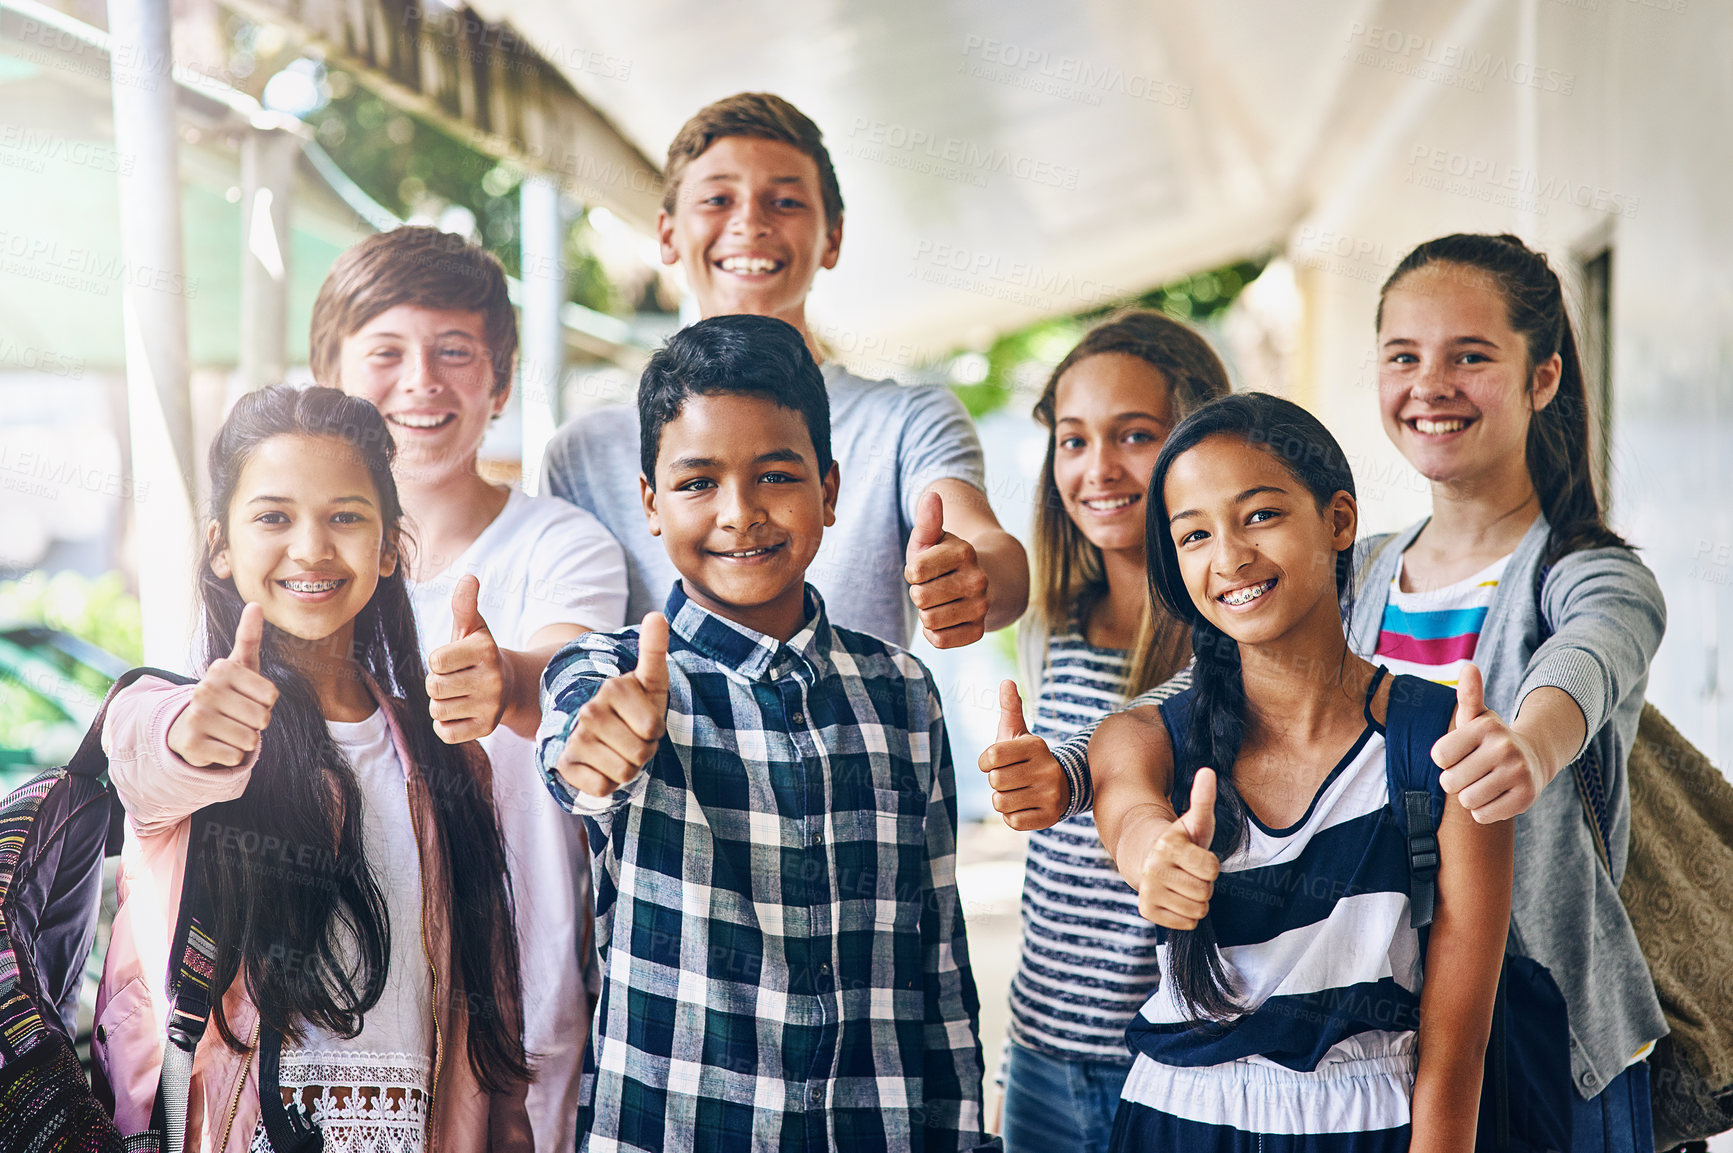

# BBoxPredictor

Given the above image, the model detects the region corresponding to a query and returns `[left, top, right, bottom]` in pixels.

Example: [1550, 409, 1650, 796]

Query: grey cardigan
[1053, 513, 1666, 1096]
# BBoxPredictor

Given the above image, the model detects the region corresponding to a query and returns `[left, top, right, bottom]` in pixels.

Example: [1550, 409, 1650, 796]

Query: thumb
[1179, 767, 1217, 848]
[450, 574, 486, 645]
[996, 680, 1029, 742]
[633, 612, 669, 698]
[907, 490, 945, 560]
[1454, 661, 1486, 728]
[230, 602, 265, 671]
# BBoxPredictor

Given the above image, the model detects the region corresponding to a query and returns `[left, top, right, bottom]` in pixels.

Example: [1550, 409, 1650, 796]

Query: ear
[1530, 351, 1563, 413]
[491, 358, 514, 417]
[656, 207, 679, 267]
[1330, 490, 1359, 552]
[379, 531, 400, 580]
[821, 461, 841, 527]
[207, 521, 233, 580]
[640, 473, 662, 537]
[819, 213, 844, 271]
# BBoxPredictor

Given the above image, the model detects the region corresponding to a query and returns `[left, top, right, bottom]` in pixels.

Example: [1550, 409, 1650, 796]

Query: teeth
[1081, 495, 1137, 511]
[390, 413, 453, 429]
[719, 256, 781, 274]
[283, 579, 342, 593]
[1220, 579, 1275, 607]
[1414, 417, 1467, 435]
[719, 547, 773, 558]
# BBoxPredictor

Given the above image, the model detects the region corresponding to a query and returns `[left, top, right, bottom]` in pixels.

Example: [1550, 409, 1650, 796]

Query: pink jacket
[96, 675, 532, 1153]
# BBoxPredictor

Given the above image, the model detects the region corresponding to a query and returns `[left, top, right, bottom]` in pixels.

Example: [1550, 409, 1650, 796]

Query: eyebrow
[1381, 335, 1500, 349]
[667, 449, 808, 471]
[245, 494, 376, 507]
[1168, 484, 1288, 524]
[1056, 411, 1169, 425]
[360, 330, 478, 341]
[695, 173, 807, 186]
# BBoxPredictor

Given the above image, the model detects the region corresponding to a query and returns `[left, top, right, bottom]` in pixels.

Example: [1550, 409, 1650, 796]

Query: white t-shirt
[260, 709, 432, 1153]
[405, 487, 628, 1153]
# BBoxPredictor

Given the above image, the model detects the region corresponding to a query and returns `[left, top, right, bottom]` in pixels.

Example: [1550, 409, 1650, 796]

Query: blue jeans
[1573, 1061, 1654, 1153]
[1002, 1043, 1130, 1153]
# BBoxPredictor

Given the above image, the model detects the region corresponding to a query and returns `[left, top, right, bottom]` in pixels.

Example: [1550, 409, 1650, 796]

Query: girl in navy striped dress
[1091, 393, 1514, 1152]
[987, 311, 1230, 1151]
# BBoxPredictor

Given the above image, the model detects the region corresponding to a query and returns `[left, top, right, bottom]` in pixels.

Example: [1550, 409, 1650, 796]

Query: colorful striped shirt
[1005, 617, 1186, 1068]
[1375, 554, 1511, 685]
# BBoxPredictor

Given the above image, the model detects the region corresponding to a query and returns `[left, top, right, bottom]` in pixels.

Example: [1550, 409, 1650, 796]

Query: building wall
[1289, 0, 1733, 769]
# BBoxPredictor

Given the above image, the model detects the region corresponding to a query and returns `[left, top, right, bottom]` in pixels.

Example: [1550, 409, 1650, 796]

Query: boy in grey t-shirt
[542, 92, 1028, 649]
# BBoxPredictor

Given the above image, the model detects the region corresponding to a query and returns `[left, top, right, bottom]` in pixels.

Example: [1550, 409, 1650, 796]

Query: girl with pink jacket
[96, 386, 532, 1153]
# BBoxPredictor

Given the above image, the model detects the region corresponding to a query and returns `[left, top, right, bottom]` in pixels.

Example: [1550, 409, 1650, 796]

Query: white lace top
[253, 710, 434, 1153]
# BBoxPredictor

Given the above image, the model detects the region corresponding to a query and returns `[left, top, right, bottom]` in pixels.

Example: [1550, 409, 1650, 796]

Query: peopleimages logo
[1343, 21, 1576, 94]
[959, 35, 1193, 109]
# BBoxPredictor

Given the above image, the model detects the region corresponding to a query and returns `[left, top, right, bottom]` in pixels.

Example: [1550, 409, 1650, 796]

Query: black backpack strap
[77, 667, 197, 857]
[1381, 671, 1455, 929]
[147, 809, 221, 1153]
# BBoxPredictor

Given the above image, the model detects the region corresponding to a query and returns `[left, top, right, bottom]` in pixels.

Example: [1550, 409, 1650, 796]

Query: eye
[438, 345, 476, 364]
[1458, 352, 1490, 364]
[1058, 435, 1085, 451]
[698, 194, 729, 208]
[772, 196, 808, 210]
[255, 511, 289, 526]
[1248, 508, 1281, 525]
[1387, 352, 1418, 365]
[1177, 528, 1208, 547]
[675, 477, 715, 492]
[368, 348, 402, 362]
[1124, 429, 1157, 445]
[761, 471, 798, 484]
[332, 511, 366, 525]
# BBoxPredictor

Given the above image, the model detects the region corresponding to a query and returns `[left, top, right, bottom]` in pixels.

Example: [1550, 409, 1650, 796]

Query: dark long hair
[197, 385, 528, 1090]
[1030, 310, 1233, 695]
[1377, 233, 1626, 566]
[1143, 392, 1359, 1020]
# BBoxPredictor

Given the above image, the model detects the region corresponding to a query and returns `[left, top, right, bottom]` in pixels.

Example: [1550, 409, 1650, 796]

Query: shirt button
[819, 963, 831, 976]
[791, 711, 805, 726]
[810, 831, 824, 847]
[809, 1085, 824, 1103]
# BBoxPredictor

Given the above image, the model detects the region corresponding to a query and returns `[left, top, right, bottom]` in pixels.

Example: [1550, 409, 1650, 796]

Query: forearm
[1103, 804, 1171, 890]
[1408, 1043, 1486, 1153]
[969, 528, 1029, 631]
[1510, 685, 1588, 786]
[500, 641, 568, 739]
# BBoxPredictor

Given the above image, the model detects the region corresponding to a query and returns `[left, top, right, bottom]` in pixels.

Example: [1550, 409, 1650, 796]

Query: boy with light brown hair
[542, 92, 1028, 650]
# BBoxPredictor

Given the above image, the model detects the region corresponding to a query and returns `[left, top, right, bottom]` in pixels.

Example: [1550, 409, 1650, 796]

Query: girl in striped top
[985, 311, 1229, 1151]
[1090, 394, 1514, 1152]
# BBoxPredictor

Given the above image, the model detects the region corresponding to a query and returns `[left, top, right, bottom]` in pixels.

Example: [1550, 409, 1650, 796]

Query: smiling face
[1163, 434, 1356, 648]
[642, 392, 839, 640]
[657, 136, 843, 333]
[210, 434, 397, 651]
[335, 304, 505, 483]
[1377, 263, 1560, 490]
[1051, 353, 1175, 562]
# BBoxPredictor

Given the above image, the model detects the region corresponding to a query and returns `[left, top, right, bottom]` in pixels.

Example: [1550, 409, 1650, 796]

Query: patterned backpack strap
[1380, 671, 1455, 929]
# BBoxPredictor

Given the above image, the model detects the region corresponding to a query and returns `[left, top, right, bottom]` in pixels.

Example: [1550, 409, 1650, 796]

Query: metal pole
[519, 175, 565, 495]
[240, 126, 298, 391]
[107, 0, 198, 668]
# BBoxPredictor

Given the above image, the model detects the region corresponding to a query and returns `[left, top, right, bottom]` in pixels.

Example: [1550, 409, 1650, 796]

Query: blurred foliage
[0, 571, 143, 664]
[951, 256, 1271, 419]
[301, 71, 621, 314]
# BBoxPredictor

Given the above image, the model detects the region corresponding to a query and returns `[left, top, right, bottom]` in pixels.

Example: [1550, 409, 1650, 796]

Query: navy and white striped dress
[1113, 670, 1424, 1151]
[1006, 619, 1171, 1067]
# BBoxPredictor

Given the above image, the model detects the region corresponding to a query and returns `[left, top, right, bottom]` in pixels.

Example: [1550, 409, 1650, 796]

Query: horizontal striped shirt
[1375, 554, 1509, 685]
[1124, 675, 1425, 1134]
[1006, 620, 1185, 1067]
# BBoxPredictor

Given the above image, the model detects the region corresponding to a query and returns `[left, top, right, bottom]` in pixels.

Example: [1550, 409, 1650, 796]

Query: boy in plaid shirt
[538, 314, 996, 1153]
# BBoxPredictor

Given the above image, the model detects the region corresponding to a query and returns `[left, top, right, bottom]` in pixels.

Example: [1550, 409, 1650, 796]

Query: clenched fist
[167, 602, 279, 768]
[555, 613, 670, 798]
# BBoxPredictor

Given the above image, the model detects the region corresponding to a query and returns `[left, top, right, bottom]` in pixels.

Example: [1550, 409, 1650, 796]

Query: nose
[400, 345, 442, 396]
[287, 518, 337, 566]
[715, 478, 767, 534]
[727, 194, 770, 237]
[1411, 355, 1456, 402]
[1083, 441, 1125, 487]
[1210, 525, 1257, 577]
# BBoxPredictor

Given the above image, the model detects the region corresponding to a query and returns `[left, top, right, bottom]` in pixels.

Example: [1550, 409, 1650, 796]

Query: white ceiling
[466, 0, 1385, 356]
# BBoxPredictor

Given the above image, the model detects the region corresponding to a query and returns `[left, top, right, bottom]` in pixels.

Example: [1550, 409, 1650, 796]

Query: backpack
[1536, 568, 1733, 1151]
[1389, 673, 1576, 1153]
[0, 668, 316, 1153]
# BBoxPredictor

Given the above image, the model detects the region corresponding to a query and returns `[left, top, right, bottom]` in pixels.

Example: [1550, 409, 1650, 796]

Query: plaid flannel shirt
[539, 583, 994, 1153]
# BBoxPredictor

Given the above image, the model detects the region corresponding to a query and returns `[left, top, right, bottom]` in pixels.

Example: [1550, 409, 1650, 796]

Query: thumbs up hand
[977, 680, 1067, 831]
[1430, 661, 1547, 823]
[904, 490, 990, 649]
[555, 613, 670, 798]
[427, 575, 509, 744]
[167, 602, 280, 768]
[1136, 768, 1222, 930]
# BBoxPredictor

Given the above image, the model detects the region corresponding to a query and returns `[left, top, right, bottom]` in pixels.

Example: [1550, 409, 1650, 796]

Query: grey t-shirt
[540, 362, 987, 647]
